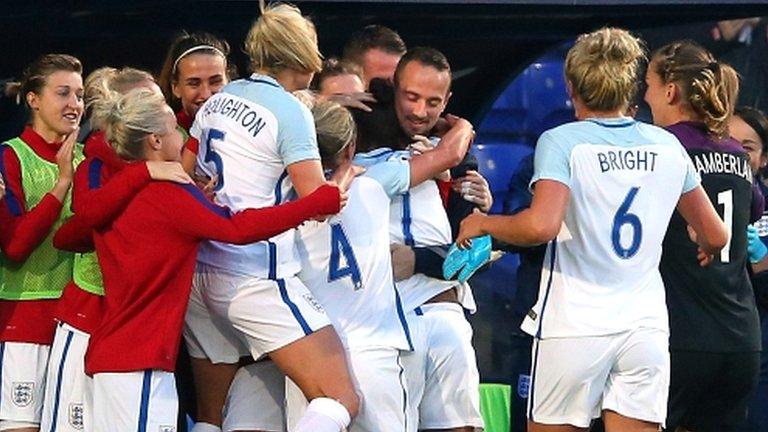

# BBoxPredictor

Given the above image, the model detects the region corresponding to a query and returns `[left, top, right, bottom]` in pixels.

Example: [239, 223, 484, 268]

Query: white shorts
[195, 263, 331, 359]
[285, 345, 409, 432]
[0, 341, 49, 426]
[527, 327, 669, 427]
[222, 361, 285, 432]
[184, 272, 249, 364]
[41, 322, 93, 432]
[401, 303, 483, 431]
[92, 370, 178, 432]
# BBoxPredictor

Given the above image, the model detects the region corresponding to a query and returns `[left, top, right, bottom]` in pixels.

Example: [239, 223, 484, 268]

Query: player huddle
[0, 3, 763, 432]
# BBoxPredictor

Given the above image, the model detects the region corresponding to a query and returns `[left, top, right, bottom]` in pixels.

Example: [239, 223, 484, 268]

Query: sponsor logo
[69, 403, 84, 429]
[526, 309, 538, 321]
[302, 294, 325, 313]
[517, 374, 531, 399]
[11, 382, 34, 407]
[159, 426, 176, 432]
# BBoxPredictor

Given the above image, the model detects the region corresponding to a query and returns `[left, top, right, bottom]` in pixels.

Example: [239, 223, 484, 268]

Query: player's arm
[456, 179, 569, 247]
[408, 116, 474, 187]
[0, 145, 71, 262]
[181, 136, 199, 175]
[53, 214, 94, 253]
[456, 128, 570, 247]
[287, 159, 327, 198]
[169, 183, 341, 243]
[74, 160, 190, 229]
[677, 185, 728, 255]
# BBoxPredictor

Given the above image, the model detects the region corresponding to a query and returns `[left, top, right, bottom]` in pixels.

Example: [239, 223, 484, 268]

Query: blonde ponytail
[312, 100, 356, 167]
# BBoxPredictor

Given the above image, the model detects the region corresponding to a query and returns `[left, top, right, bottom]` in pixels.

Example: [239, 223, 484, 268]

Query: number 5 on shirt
[201, 128, 226, 192]
[328, 223, 363, 290]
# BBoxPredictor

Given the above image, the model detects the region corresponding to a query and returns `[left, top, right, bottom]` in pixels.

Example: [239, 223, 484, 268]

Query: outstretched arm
[74, 159, 191, 229]
[169, 183, 342, 244]
[456, 179, 569, 247]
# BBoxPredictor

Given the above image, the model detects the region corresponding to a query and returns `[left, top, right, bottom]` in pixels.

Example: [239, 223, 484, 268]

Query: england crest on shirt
[11, 382, 34, 407]
[517, 374, 531, 399]
[69, 403, 84, 429]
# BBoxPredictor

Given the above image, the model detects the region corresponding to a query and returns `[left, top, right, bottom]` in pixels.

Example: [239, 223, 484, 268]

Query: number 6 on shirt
[612, 186, 642, 259]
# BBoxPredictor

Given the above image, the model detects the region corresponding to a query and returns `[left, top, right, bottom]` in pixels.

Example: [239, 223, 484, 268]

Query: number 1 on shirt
[717, 189, 733, 263]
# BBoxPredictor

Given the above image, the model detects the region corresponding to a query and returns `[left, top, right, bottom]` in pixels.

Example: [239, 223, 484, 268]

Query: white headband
[172, 45, 226, 74]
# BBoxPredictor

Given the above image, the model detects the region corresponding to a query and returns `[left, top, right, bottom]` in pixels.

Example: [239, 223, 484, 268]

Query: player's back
[521, 117, 698, 339]
[661, 121, 760, 352]
[296, 175, 411, 350]
[192, 75, 317, 278]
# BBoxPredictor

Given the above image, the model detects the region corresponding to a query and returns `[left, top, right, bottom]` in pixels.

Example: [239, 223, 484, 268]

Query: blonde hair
[86, 67, 156, 129]
[312, 100, 356, 167]
[292, 89, 317, 109]
[565, 27, 645, 113]
[652, 41, 739, 139]
[90, 88, 170, 160]
[245, 2, 322, 75]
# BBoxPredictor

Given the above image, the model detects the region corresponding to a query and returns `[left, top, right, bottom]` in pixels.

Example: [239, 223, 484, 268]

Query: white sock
[190, 422, 222, 432]
[293, 397, 351, 432]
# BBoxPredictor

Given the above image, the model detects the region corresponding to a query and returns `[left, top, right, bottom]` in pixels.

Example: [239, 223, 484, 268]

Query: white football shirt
[296, 173, 412, 350]
[191, 74, 319, 279]
[521, 118, 699, 339]
[354, 148, 476, 312]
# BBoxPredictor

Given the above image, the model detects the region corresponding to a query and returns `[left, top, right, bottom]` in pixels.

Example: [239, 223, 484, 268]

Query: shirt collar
[248, 73, 283, 89]
[20, 125, 62, 163]
[585, 116, 636, 128]
[176, 110, 193, 132]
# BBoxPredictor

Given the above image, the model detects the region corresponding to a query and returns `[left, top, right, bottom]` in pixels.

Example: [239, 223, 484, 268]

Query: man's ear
[442, 91, 453, 113]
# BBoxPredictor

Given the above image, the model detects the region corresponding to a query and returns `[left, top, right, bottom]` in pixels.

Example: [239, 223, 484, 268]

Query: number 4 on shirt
[328, 223, 363, 290]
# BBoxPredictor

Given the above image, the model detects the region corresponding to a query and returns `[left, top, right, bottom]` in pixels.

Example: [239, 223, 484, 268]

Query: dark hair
[734, 106, 768, 155]
[158, 31, 232, 112]
[343, 25, 407, 66]
[311, 57, 363, 92]
[20, 54, 83, 107]
[394, 47, 451, 90]
[651, 40, 739, 139]
[351, 78, 410, 153]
